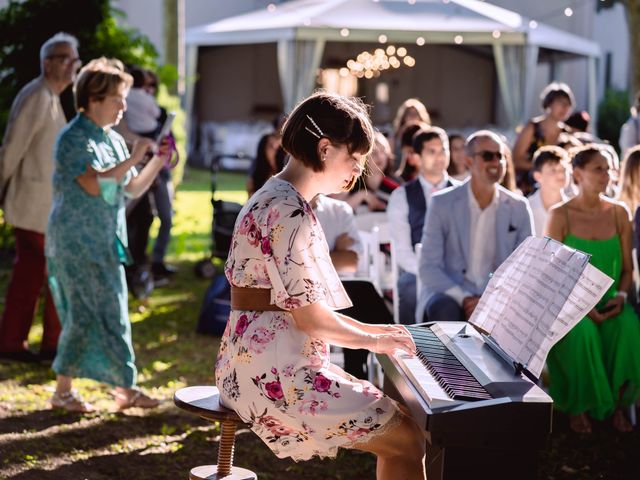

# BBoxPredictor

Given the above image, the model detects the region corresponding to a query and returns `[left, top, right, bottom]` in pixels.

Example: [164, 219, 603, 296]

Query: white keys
[395, 353, 457, 409]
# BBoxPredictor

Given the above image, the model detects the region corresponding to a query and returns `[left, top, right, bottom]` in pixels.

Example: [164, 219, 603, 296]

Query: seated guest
[545, 144, 640, 433]
[247, 132, 286, 197]
[618, 146, 640, 249]
[311, 194, 363, 275]
[391, 98, 431, 166]
[447, 133, 469, 181]
[388, 126, 459, 324]
[417, 130, 533, 323]
[527, 146, 570, 236]
[342, 132, 400, 213]
[394, 121, 429, 182]
[312, 194, 392, 378]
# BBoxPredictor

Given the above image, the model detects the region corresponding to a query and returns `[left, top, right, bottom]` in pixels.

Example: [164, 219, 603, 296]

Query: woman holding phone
[545, 144, 640, 433]
[46, 58, 170, 412]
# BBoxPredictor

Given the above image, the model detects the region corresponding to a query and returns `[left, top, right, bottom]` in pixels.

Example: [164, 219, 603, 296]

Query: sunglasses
[472, 150, 503, 162]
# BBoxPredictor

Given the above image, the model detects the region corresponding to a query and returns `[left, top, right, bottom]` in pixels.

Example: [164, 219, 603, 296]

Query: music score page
[469, 236, 613, 378]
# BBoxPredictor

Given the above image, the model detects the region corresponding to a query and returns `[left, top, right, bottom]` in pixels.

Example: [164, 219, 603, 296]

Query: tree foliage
[597, 88, 630, 150]
[0, 0, 159, 138]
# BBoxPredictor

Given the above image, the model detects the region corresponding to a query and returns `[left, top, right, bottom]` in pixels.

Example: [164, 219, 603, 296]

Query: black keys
[407, 325, 492, 401]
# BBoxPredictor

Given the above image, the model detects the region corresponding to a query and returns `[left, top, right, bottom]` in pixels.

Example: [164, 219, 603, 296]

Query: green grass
[0, 169, 639, 479]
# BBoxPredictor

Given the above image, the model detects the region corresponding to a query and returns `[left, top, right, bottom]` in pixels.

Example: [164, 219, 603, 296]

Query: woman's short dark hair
[540, 82, 575, 110]
[571, 144, 609, 170]
[281, 91, 374, 173]
[74, 57, 132, 111]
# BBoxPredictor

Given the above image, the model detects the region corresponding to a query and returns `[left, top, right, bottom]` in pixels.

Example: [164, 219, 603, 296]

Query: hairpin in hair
[305, 114, 324, 139]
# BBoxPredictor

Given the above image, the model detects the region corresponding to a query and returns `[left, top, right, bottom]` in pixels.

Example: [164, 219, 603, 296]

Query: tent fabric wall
[277, 38, 326, 113]
[493, 43, 540, 127]
[185, 0, 601, 131]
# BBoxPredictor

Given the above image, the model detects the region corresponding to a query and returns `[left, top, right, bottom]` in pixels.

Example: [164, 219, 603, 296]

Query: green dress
[46, 113, 137, 387]
[546, 233, 640, 419]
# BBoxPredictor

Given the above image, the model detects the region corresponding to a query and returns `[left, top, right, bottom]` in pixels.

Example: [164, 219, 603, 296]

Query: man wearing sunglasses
[0, 32, 80, 363]
[417, 130, 533, 323]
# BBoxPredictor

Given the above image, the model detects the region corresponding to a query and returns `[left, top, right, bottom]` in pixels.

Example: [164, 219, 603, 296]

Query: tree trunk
[627, 0, 640, 94]
[163, 0, 179, 94]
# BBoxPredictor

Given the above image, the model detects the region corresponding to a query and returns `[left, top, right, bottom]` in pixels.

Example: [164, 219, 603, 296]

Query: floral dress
[215, 177, 399, 461]
[46, 113, 138, 387]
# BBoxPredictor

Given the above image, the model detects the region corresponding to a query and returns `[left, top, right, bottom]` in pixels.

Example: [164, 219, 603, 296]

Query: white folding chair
[354, 212, 388, 232]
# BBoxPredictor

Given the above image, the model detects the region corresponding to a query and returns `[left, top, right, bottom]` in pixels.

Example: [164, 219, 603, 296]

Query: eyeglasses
[47, 55, 81, 66]
[472, 150, 503, 162]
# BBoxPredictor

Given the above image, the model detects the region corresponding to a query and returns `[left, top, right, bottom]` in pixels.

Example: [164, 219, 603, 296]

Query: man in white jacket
[0, 33, 79, 362]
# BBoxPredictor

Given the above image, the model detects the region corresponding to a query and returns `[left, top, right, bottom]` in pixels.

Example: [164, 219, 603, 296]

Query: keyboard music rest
[377, 321, 553, 480]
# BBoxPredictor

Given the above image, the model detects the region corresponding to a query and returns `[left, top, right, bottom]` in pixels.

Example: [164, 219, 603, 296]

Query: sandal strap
[53, 389, 82, 405]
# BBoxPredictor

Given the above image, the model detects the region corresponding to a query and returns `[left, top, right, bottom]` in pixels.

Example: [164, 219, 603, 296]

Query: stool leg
[216, 419, 238, 477]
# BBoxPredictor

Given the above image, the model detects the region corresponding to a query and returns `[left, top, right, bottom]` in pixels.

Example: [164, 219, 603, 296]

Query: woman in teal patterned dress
[46, 58, 170, 412]
[546, 144, 640, 433]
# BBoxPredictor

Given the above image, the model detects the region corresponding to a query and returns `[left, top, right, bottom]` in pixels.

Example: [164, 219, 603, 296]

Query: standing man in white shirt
[387, 126, 458, 324]
[417, 130, 534, 323]
[527, 146, 570, 236]
[0, 33, 80, 362]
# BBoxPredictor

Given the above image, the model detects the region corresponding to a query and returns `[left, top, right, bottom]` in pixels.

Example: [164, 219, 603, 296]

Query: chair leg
[216, 419, 239, 477]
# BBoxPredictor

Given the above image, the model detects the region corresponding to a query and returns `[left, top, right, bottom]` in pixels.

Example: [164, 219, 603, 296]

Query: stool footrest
[189, 464, 257, 480]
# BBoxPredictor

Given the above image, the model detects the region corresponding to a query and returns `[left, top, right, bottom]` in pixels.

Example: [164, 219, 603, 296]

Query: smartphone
[597, 303, 617, 314]
[155, 111, 176, 143]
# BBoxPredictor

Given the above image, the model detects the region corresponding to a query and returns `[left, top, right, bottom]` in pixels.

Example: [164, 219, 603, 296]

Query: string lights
[343, 44, 416, 79]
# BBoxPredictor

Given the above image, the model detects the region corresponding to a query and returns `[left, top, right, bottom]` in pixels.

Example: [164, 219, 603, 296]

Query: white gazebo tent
[185, 0, 601, 130]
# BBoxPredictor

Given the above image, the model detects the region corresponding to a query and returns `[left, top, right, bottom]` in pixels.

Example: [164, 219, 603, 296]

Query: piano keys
[378, 321, 553, 480]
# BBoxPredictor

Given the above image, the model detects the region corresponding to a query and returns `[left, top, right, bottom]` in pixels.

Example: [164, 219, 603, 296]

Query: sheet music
[469, 236, 613, 378]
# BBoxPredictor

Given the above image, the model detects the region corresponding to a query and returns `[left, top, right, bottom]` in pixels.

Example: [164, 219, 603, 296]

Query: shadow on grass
[5, 414, 377, 480]
[0, 408, 85, 434]
[0, 408, 207, 472]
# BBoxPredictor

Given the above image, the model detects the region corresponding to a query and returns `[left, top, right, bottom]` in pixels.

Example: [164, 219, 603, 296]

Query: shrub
[597, 88, 630, 152]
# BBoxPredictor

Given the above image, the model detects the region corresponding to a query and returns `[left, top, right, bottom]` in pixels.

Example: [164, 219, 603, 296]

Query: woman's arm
[616, 203, 634, 294]
[543, 203, 567, 240]
[512, 122, 534, 171]
[290, 302, 415, 356]
[124, 154, 166, 198]
[595, 204, 632, 321]
[75, 138, 157, 196]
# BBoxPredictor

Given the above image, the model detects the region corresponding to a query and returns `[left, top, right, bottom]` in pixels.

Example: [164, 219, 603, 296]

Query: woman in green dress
[46, 58, 171, 412]
[546, 144, 640, 433]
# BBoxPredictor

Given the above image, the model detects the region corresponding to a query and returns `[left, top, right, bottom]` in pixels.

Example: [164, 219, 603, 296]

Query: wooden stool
[174, 386, 257, 480]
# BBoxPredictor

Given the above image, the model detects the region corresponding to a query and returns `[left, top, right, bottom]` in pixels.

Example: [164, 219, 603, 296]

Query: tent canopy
[185, 0, 601, 127]
[186, 0, 600, 58]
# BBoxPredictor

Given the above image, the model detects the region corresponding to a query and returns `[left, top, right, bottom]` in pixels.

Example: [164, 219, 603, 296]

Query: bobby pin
[306, 114, 324, 137]
[305, 126, 321, 139]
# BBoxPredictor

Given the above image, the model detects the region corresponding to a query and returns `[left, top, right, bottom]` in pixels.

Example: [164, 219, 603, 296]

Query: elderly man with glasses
[416, 130, 534, 323]
[0, 32, 80, 363]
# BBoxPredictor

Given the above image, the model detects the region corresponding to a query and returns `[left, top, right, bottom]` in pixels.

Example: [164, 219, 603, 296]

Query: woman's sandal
[612, 409, 633, 433]
[112, 389, 160, 410]
[50, 390, 95, 413]
[569, 413, 592, 434]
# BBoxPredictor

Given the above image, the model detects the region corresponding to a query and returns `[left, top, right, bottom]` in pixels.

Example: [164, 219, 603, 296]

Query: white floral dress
[215, 177, 399, 461]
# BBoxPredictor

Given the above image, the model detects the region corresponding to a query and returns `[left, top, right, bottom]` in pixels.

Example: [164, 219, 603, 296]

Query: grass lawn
[0, 168, 639, 479]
